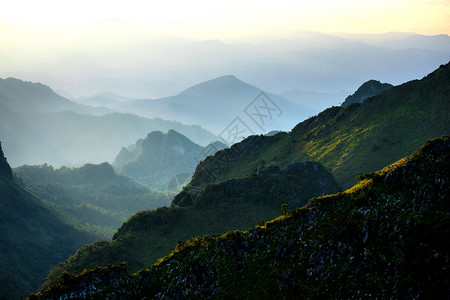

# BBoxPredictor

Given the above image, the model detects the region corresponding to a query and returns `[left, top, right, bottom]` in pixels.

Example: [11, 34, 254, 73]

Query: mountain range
[0, 77, 111, 115]
[114, 75, 311, 134]
[31, 135, 450, 298]
[35, 63, 450, 295]
[188, 62, 450, 191]
[0, 78, 218, 167]
[4, 27, 449, 99]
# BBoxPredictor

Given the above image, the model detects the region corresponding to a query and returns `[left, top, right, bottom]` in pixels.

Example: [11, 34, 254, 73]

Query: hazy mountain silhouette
[0, 79, 218, 167]
[0, 77, 110, 115]
[118, 75, 313, 134]
[3, 29, 448, 99]
[72, 92, 133, 110]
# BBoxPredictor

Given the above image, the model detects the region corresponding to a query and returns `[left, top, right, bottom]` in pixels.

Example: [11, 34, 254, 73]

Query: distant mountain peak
[179, 75, 255, 97]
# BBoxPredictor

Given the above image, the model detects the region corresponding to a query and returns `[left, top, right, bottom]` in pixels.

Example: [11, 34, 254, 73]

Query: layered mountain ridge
[40, 161, 340, 286]
[188, 62, 450, 190]
[32, 136, 450, 299]
[0, 78, 218, 167]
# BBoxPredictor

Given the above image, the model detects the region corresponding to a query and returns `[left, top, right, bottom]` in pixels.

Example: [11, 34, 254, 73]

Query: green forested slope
[0, 142, 102, 299]
[33, 136, 449, 299]
[189, 62, 450, 191]
[41, 161, 340, 287]
[14, 162, 170, 232]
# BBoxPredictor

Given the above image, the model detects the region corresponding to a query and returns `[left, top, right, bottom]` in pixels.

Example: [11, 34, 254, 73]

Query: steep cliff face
[0, 141, 12, 178]
[32, 136, 450, 299]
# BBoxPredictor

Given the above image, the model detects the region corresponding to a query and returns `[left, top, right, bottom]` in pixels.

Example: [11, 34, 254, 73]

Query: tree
[281, 204, 288, 216]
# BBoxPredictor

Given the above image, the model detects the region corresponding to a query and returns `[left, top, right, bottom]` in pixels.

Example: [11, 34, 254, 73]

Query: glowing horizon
[0, 0, 449, 38]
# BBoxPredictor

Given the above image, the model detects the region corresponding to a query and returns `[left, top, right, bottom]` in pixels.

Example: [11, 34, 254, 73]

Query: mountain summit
[179, 75, 257, 97]
[118, 75, 308, 134]
[114, 130, 226, 190]
[341, 79, 393, 106]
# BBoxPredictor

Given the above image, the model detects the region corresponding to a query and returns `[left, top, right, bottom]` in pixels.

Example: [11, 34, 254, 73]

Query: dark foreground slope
[189, 62, 450, 190]
[0, 142, 102, 299]
[41, 161, 340, 287]
[32, 136, 449, 299]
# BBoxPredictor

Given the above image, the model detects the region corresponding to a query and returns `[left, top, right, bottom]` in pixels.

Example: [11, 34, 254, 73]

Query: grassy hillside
[14, 162, 170, 232]
[0, 142, 103, 299]
[40, 161, 340, 287]
[189, 62, 450, 190]
[32, 136, 449, 299]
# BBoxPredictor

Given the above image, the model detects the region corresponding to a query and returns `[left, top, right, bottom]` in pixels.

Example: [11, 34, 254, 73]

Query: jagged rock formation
[114, 130, 226, 190]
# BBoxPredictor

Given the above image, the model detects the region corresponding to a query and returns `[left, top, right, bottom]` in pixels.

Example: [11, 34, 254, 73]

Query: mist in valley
[1, 1, 449, 298]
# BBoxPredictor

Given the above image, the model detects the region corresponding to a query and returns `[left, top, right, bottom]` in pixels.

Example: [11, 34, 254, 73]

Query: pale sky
[0, 0, 449, 37]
